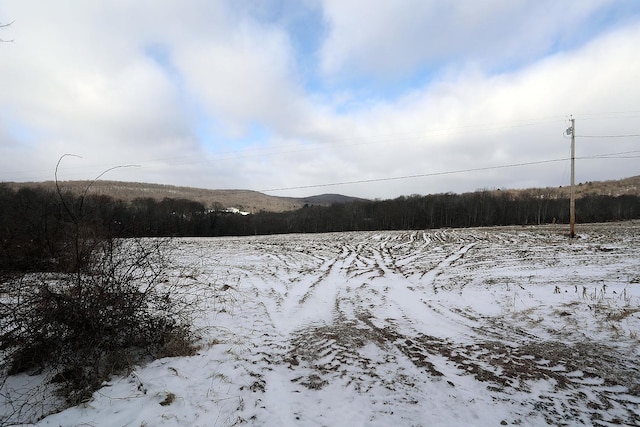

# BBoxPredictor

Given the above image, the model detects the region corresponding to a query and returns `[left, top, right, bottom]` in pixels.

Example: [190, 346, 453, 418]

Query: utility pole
[569, 116, 576, 238]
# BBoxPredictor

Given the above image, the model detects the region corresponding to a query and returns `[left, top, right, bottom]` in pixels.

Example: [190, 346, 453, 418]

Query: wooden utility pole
[569, 117, 576, 238]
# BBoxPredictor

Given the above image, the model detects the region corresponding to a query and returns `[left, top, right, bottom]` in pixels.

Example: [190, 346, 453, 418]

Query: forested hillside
[7, 175, 639, 213]
[4, 181, 366, 213]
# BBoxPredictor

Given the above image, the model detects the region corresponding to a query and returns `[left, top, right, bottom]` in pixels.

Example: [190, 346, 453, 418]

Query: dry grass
[606, 307, 640, 322]
[159, 392, 176, 406]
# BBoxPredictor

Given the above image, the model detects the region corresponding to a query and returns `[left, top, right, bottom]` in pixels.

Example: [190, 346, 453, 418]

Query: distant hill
[480, 175, 640, 200]
[571, 175, 640, 198]
[4, 180, 366, 213]
[5, 175, 639, 213]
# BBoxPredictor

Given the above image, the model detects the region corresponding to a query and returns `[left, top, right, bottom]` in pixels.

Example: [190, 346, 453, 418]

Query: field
[6, 223, 640, 426]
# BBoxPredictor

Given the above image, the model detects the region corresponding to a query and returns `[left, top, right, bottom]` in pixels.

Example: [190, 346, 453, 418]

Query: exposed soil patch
[287, 310, 640, 425]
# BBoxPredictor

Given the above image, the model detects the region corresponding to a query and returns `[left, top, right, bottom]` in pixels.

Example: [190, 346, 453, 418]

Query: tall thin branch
[79, 164, 141, 214]
[55, 154, 83, 224]
[55, 154, 140, 285]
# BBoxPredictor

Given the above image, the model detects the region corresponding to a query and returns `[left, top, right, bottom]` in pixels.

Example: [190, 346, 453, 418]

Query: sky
[1, 1, 639, 200]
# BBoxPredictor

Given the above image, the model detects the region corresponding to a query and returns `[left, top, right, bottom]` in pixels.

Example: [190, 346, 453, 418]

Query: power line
[573, 111, 640, 120]
[584, 150, 640, 158]
[261, 158, 568, 192]
[261, 149, 640, 193]
[4, 114, 638, 183]
[578, 134, 640, 138]
[0, 118, 566, 181]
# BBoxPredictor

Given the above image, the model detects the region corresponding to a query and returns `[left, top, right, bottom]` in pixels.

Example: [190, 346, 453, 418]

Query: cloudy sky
[1, 1, 639, 199]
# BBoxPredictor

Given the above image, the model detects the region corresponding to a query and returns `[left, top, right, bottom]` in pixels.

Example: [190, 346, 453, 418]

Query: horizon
[1, 1, 640, 199]
[5, 173, 639, 203]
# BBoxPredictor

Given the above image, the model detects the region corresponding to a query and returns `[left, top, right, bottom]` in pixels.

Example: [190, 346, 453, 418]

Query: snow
[3, 222, 640, 426]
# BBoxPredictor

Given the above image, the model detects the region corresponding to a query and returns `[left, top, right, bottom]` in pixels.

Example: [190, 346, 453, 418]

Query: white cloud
[0, 2, 199, 178]
[319, 0, 615, 80]
[173, 21, 302, 137]
[0, 1, 638, 199]
[272, 20, 640, 198]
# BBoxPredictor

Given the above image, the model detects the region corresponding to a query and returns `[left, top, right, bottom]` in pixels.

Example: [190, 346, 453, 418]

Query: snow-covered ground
[4, 222, 640, 426]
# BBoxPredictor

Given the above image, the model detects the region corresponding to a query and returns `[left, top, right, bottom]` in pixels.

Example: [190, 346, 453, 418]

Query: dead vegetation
[0, 162, 201, 425]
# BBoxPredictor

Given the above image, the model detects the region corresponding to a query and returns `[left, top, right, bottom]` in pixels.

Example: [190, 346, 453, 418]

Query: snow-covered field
[5, 223, 640, 426]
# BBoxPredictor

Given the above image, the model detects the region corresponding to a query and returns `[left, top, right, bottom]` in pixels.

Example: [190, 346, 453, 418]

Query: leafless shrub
[0, 158, 198, 424]
[1, 238, 197, 411]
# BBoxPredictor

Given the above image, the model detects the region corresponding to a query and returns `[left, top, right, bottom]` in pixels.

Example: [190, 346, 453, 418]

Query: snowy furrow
[7, 223, 640, 426]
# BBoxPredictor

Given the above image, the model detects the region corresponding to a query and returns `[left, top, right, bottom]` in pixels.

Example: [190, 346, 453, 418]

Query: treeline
[228, 190, 640, 235]
[2, 184, 639, 272]
[0, 185, 212, 272]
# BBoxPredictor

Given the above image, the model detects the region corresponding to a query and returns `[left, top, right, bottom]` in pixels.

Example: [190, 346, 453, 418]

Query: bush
[0, 237, 197, 407]
[0, 162, 198, 424]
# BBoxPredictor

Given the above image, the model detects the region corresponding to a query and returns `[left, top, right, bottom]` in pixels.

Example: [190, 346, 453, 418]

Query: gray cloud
[0, 1, 638, 199]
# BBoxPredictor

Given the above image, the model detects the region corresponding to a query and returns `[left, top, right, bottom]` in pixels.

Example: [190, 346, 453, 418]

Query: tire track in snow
[203, 226, 640, 426]
[265, 241, 360, 334]
[426, 242, 477, 292]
